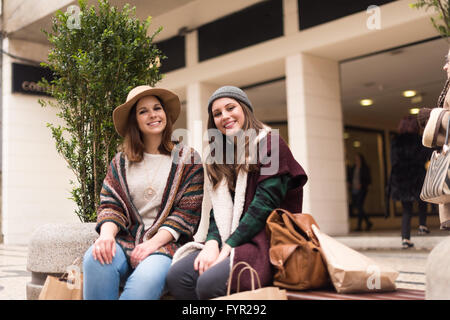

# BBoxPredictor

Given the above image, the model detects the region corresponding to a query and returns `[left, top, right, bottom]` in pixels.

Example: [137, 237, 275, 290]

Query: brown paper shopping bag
[311, 225, 398, 294]
[39, 262, 83, 300]
[213, 262, 287, 300]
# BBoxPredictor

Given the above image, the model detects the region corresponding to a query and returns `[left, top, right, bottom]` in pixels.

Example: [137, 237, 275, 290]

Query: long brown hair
[119, 96, 175, 162]
[206, 100, 265, 191]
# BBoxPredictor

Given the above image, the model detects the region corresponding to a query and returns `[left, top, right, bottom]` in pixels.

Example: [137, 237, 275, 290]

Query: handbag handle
[226, 261, 262, 296]
[237, 266, 262, 293]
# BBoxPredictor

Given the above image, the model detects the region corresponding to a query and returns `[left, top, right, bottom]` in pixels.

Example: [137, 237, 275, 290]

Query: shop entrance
[340, 37, 447, 232]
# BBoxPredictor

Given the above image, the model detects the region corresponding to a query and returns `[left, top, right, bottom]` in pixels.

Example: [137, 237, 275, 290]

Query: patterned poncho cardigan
[96, 143, 204, 264]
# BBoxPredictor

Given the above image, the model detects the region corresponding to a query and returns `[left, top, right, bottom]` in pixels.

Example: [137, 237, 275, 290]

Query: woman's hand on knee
[93, 234, 116, 265]
[194, 240, 220, 275]
[130, 241, 159, 269]
[94, 222, 118, 265]
[209, 244, 232, 269]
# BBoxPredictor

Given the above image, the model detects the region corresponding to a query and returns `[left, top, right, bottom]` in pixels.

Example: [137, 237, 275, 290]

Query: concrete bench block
[426, 236, 450, 300]
[26, 223, 97, 299]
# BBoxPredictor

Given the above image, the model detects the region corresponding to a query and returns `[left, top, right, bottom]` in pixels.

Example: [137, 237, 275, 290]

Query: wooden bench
[160, 289, 425, 300]
[286, 288, 425, 300]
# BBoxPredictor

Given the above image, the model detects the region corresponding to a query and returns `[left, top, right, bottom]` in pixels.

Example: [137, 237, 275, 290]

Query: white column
[185, 30, 198, 68]
[285, 53, 348, 235]
[185, 82, 218, 155]
[283, 0, 299, 36]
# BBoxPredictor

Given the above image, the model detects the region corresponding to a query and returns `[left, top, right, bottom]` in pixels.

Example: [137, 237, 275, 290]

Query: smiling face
[135, 95, 167, 138]
[211, 97, 245, 136]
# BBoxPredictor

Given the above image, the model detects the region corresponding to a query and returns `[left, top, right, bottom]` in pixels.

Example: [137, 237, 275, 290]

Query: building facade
[0, 0, 442, 244]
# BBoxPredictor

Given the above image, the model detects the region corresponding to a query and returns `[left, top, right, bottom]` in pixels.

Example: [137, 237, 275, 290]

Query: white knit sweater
[126, 152, 179, 240]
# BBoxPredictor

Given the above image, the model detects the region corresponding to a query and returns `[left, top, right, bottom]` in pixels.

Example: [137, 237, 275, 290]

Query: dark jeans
[401, 200, 427, 240]
[351, 189, 371, 229]
[166, 250, 230, 300]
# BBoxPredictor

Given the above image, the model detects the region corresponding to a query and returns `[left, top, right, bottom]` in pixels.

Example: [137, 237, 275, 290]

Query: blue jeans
[83, 243, 172, 300]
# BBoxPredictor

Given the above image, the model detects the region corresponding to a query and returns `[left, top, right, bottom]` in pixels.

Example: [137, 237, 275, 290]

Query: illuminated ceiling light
[360, 99, 373, 106]
[410, 108, 420, 115]
[353, 141, 361, 148]
[403, 90, 417, 98]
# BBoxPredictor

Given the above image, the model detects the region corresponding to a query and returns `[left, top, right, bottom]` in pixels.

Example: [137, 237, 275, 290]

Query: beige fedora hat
[113, 85, 181, 137]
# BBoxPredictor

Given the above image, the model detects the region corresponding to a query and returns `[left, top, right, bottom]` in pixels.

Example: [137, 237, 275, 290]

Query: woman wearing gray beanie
[167, 85, 308, 299]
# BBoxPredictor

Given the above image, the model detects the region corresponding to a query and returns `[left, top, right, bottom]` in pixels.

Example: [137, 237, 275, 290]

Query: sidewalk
[336, 228, 449, 251]
[0, 229, 448, 300]
[0, 244, 29, 300]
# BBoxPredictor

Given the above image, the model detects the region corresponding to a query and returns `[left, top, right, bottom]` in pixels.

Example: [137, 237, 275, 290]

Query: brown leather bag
[266, 208, 330, 290]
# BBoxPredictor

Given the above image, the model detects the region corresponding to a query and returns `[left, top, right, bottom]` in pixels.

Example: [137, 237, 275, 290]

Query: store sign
[12, 62, 54, 96]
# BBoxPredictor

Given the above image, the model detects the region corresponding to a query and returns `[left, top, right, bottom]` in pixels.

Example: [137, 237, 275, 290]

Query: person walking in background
[82, 86, 204, 300]
[348, 153, 372, 231]
[388, 115, 431, 249]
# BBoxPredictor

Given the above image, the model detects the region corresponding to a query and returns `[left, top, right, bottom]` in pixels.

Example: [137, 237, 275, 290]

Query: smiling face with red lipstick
[211, 97, 246, 136]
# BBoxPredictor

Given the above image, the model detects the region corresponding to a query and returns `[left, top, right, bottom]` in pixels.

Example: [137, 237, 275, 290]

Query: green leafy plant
[39, 0, 164, 222]
[411, 0, 450, 39]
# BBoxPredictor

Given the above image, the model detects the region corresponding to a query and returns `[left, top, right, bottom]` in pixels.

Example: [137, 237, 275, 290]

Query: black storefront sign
[12, 62, 54, 96]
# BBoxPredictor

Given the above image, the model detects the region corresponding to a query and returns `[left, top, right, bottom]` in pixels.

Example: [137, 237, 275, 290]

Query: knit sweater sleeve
[205, 208, 222, 246]
[225, 174, 290, 248]
[161, 152, 204, 242]
[96, 154, 130, 236]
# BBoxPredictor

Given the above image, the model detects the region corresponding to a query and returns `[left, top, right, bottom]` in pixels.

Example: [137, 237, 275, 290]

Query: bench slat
[286, 288, 425, 300]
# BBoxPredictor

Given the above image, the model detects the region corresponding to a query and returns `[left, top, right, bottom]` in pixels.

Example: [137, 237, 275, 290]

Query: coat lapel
[206, 169, 247, 243]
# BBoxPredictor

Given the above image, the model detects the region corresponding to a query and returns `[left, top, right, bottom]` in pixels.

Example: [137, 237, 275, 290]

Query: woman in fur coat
[388, 115, 431, 249]
[82, 86, 204, 300]
[166, 86, 307, 299]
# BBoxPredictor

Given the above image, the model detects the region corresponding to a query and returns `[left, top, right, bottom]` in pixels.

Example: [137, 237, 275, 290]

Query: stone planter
[26, 223, 97, 300]
[426, 236, 450, 300]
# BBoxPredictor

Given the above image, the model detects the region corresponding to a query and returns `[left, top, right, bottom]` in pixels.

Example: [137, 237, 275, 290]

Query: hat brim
[113, 88, 181, 137]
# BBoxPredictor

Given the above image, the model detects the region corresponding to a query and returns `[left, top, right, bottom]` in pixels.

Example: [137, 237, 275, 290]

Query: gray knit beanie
[207, 86, 253, 113]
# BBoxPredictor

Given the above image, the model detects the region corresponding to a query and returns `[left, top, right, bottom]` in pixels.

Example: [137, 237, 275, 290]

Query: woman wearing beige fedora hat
[82, 85, 204, 300]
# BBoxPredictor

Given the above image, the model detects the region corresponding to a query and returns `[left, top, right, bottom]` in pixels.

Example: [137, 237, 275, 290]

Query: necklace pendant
[144, 186, 155, 200]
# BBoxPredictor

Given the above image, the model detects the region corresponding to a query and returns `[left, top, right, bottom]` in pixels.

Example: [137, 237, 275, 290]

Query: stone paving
[0, 244, 29, 300]
[363, 250, 427, 291]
